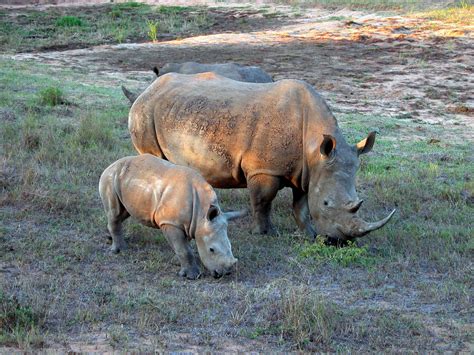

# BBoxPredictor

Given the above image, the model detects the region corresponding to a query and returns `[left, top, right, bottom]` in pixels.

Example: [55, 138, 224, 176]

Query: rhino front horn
[351, 209, 396, 238]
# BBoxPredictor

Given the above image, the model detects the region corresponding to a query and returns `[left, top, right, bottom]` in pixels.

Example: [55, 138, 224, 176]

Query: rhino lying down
[99, 154, 245, 279]
[121, 62, 273, 105]
[129, 73, 396, 244]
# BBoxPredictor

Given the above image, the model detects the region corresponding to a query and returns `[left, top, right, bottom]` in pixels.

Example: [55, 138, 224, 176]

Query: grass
[147, 20, 159, 42]
[298, 237, 376, 267]
[420, 1, 473, 24]
[0, 4, 212, 53]
[38, 87, 65, 107]
[55, 15, 84, 27]
[0, 56, 471, 351]
[0, 293, 44, 348]
[0, 2, 472, 350]
[273, 0, 456, 10]
[277, 288, 340, 349]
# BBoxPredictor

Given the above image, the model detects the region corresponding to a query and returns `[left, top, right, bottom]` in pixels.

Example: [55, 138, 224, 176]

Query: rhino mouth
[212, 268, 233, 279]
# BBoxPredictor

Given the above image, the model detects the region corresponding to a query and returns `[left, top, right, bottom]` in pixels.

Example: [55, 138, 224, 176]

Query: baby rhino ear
[356, 131, 376, 155]
[207, 205, 220, 221]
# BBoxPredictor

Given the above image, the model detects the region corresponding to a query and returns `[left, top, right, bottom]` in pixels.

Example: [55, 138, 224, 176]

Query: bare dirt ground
[1, 3, 473, 352]
[12, 6, 474, 139]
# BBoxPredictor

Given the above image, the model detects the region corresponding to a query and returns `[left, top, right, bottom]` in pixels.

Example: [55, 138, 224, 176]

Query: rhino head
[195, 205, 245, 278]
[307, 131, 396, 243]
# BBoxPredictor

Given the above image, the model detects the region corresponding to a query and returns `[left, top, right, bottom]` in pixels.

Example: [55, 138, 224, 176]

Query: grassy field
[0, 3, 213, 53]
[0, 1, 473, 352]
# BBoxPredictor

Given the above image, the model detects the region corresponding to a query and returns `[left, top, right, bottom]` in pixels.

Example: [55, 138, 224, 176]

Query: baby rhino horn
[223, 209, 248, 221]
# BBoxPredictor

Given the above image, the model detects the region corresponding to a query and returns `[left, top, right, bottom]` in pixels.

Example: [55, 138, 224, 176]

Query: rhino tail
[152, 66, 159, 76]
[121, 85, 138, 105]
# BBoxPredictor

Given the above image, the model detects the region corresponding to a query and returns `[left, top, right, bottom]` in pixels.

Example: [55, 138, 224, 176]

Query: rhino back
[237, 66, 273, 83]
[110, 155, 209, 231]
[141, 73, 316, 188]
[159, 62, 271, 83]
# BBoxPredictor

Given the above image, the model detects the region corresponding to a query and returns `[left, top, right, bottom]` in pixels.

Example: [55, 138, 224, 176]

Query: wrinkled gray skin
[121, 62, 273, 105]
[129, 73, 395, 243]
[99, 154, 245, 279]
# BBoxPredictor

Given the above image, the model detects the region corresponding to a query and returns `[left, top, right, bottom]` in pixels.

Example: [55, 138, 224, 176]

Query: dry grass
[419, 1, 474, 24]
[1, 55, 471, 351]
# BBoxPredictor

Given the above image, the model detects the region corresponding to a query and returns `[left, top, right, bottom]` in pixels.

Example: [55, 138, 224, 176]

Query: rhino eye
[209, 248, 215, 253]
[324, 200, 329, 206]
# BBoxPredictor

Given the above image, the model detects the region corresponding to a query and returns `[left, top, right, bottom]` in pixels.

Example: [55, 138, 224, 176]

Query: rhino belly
[159, 131, 244, 188]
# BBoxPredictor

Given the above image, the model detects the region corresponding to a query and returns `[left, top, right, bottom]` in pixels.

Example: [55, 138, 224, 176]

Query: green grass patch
[38, 86, 65, 106]
[157, 5, 194, 14]
[299, 237, 377, 267]
[112, 1, 147, 10]
[55, 15, 84, 27]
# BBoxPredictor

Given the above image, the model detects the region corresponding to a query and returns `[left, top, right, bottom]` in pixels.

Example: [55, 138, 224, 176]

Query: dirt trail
[8, 6, 474, 139]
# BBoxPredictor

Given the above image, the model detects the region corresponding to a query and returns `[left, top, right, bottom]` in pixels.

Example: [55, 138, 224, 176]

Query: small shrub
[55, 16, 83, 27]
[0, 293, 44, 348]
[147, 20, 159, 42]
[299, 237, 376, 267]
[38, 86, 64, 107]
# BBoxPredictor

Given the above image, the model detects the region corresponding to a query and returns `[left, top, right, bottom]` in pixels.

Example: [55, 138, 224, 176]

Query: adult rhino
[121, 62, 273, 105]
[128, 72, 395, 243]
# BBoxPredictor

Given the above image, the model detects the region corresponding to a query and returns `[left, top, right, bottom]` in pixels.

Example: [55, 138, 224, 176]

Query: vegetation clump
[38, 86, 65, 107]
[147, 20, 159, 42]
[277, 287, 341, 350]
[299, 237, 376, 267]
[55, 15, 83, 27]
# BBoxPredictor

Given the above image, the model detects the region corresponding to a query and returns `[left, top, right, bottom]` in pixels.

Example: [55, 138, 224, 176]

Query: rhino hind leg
[292, 188, 317, 239]
[161, 224, 200, 280]
[102, 191, 130, 253]
[248, 174, 281, 236]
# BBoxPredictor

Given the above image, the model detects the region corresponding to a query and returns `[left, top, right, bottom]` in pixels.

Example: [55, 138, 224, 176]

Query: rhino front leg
[248, 174, 280, 236]
[161, 225, 201, 280]
[292, 188, 317, 239]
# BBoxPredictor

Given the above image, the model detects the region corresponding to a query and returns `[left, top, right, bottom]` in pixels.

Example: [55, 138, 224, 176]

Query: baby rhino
[99, 154, 244, 279]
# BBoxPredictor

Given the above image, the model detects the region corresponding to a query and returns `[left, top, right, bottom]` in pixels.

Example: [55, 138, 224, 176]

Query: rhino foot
[251, 223, 278, 236]
[179, 266, 201, 280]
[110, 242, 128, 254]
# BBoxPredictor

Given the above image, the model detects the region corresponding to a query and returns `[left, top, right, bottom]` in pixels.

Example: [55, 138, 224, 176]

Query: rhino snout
[213, 257, 237, 279]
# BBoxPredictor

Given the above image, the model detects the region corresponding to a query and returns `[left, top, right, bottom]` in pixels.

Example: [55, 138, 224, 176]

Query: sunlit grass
[419, 1, 473, 24]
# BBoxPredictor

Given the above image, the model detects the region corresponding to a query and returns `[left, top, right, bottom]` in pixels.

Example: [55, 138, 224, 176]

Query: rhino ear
[356, 131, 376, 155]
[207, 204, 220, 221]
[320, 134, 336, 158]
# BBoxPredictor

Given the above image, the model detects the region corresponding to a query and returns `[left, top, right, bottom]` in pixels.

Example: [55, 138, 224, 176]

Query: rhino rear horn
[121, 85, 138, 105]
[223, 209, 248, 221]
